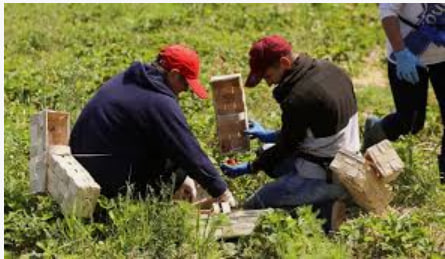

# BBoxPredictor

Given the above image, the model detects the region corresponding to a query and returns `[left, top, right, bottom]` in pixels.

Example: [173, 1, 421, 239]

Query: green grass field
[4, 3, 445, 258]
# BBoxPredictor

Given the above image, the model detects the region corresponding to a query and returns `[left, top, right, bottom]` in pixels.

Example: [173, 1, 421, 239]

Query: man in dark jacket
[70, 44, 234, 205]
[220, 35, 360, 231]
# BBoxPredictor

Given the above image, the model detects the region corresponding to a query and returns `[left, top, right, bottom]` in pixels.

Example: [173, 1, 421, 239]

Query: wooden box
[29, 110, 100, 217]
[329, 149, 393, 214]
[30, 110, 70, 193]
[210, 74, 249, 154]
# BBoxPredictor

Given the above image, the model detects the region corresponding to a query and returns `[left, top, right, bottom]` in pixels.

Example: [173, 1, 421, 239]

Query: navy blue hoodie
[69, 62, 227, 198]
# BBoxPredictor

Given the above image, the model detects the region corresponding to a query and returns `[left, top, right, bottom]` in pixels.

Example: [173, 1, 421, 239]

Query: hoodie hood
[124, 61, 176, 99]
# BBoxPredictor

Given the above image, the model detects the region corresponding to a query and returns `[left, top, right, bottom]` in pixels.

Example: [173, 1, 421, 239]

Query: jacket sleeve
[251, 96, 310, 174]
[150, 98, 227, 198]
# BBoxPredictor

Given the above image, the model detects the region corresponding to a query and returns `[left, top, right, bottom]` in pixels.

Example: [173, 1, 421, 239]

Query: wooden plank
[364, 140, 404, 183]
[47, 111, 70, 147]
[210, 74, 249, 154]
[30, 111, 47, 158]
[47, 145, 101, 217]
[29, 153, 47, 193]
[200, 209, 272, 239]
[329, 149, 393, 214]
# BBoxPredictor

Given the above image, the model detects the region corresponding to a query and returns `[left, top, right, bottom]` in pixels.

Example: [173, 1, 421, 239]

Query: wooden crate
[29, 110, 101, 217]
[210, 74, 249, 154]
[329, 149, 393, 214]
[364, 140, 404, 183]
[30, 110, 70, 193]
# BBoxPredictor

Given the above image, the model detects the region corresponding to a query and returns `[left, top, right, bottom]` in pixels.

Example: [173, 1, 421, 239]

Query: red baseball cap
[245, 35, 292, 87]
[159, 44, 208, 99]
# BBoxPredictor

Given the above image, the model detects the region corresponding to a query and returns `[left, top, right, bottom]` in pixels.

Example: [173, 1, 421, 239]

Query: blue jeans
[243, 157, 346, 210]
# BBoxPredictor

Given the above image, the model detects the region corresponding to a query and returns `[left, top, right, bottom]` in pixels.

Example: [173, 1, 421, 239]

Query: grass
[4, 3, 445, 258]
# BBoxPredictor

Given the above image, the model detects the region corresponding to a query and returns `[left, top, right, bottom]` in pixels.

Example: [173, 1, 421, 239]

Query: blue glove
[220, 162, 251, 178]
[245, 121, 278, 143]
[393, 48, 422, 85]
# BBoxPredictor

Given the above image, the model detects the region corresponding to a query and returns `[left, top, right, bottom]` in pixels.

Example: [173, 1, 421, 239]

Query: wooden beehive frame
[210, 74, 249, 154]
[29, 110, 100, 217]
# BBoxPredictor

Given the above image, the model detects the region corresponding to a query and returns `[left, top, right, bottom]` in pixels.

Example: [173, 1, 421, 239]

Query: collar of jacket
[272, 53, 316, 103]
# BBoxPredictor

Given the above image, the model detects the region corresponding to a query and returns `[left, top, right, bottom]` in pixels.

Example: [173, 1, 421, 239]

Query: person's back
[278, 55, 360, 159]
[70, 62, 187, 197]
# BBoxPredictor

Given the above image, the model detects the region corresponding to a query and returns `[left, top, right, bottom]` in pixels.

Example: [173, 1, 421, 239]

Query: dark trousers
[381, 61, 445, 172]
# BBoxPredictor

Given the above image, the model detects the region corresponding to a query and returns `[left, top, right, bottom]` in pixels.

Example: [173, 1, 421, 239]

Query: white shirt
[379, 3, 445, 65]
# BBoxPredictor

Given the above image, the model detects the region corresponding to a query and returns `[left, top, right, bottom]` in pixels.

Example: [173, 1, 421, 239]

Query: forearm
[382, 16, 405, 52]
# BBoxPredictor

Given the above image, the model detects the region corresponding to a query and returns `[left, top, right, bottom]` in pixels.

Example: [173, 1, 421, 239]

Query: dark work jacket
[251, 54, 358, 174]
[69, 62, 227, 198]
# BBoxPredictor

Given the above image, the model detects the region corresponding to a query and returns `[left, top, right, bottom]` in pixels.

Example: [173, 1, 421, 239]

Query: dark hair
[151, 55, 167, 74]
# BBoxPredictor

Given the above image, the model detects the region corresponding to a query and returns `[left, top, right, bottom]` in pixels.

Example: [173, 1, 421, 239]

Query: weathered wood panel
[329, 149, 393, 214]
[365, 140, 404, 183]
[210, 74, 249, 154]
[29, 110, 70, 193]
[200, 209, 272, 239]
[29, 110, 101, 217]
[47, 146, 101, 217]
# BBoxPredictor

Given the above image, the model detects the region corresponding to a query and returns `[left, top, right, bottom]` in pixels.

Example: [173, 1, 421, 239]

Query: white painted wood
[29, 110, 70, 193]
[48, 151, 101, 217]
[29, 110, 101, 217]
[29, 153, 47, 193]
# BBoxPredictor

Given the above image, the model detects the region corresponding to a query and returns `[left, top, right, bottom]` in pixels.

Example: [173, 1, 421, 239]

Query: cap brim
[245, 70, 263, 87]
[186, 78, 208, 99]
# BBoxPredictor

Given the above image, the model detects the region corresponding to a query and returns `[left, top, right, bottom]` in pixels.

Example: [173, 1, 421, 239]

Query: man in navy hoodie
[69, 45, 235, 205]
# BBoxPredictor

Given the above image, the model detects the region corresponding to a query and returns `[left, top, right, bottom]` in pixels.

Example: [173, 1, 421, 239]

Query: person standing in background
[363, 4, 445, 183]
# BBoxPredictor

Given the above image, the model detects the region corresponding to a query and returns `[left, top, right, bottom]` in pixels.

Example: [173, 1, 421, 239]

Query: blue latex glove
[245, 121, 278, 143]
[220, 162, 251, 178]
[393, 48, 422, 85]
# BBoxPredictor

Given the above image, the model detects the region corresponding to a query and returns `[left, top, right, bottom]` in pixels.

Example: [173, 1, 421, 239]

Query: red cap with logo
[159, 44, 208, 99]
[245, 35, 292, 87]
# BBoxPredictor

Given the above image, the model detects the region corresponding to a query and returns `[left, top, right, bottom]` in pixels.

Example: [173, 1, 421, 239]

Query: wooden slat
[210, 74, 249, 154]
[47, 111, 70, 147]
[200, 209, 272, 239]
[47, 145, 101, 218]
[364, 140, 404, 183]
[29, 153, 47, 193]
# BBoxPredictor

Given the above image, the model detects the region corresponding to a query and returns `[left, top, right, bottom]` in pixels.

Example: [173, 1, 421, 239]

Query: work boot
[362, 115, 387, 152]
